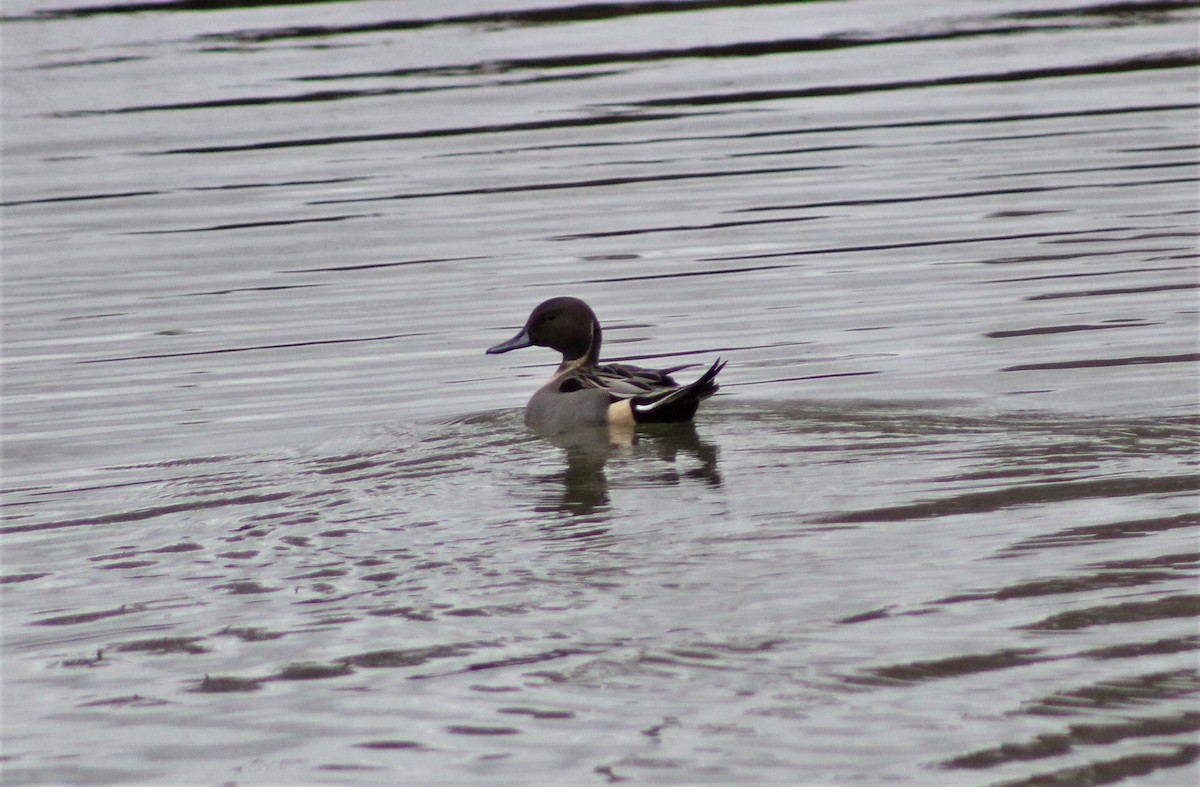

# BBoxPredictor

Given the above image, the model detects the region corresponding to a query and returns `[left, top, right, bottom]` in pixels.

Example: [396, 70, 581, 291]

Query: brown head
[486, 296, 602, 365]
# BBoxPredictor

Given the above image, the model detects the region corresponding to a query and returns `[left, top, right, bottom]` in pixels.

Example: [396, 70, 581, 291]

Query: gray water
[2, 0, 1198, 784]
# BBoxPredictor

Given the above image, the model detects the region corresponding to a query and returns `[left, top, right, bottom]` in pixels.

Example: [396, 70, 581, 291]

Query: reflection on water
[532, 423, 721, 516]
[3, 0, 1198, 783]
[3, 401, 1195, 783]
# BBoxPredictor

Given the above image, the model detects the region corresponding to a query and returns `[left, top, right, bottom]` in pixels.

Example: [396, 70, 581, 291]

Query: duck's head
[487, 296, 601, 363]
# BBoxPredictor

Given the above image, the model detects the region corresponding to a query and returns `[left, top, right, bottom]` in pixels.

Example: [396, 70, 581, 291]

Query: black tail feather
[631, 358, 725, 423]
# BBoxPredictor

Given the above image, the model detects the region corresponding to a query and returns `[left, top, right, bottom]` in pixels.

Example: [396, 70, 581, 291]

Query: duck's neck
[558, 315, 602, 371]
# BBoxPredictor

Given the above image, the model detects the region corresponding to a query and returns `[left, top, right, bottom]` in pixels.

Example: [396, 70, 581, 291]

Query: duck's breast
[524, 383, 612, 429]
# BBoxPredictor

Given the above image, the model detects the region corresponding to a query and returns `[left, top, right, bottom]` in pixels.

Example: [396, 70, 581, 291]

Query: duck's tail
[631, 358, 726, 423]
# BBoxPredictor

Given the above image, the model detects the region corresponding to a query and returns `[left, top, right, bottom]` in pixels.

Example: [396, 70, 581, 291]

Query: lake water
[2, 0, 1198, 784]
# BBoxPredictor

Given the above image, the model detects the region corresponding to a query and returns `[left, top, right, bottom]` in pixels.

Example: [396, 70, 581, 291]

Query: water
[2, 0, 1198, 784]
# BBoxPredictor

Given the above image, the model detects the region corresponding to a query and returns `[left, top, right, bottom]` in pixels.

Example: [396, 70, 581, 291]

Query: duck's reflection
[531, 422, 721, 521]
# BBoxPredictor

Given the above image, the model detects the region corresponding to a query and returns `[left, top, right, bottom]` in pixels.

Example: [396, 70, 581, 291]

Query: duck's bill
[486, 330, 533, 354]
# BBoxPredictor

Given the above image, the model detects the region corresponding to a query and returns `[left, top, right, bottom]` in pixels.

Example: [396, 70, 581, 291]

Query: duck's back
[585, 362, 689, 397]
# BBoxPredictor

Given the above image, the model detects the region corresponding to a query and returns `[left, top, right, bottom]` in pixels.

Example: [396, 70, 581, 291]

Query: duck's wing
[576, 362, 688, 398]
[553, 359, 725, 423]
[561, 358, 725, 421]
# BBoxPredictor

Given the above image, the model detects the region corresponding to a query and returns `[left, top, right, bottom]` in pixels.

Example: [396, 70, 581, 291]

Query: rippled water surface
[3, 0, 1198, 784]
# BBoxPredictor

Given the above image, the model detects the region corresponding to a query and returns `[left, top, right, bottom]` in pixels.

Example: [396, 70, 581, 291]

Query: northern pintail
[487, 296, 725, 429]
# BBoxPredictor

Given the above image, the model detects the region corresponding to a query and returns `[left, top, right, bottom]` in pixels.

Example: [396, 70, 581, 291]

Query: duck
[487, 296, 725, 429]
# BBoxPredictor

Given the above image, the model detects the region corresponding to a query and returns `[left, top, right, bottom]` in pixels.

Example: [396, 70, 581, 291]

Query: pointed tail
[631, 358, 726, 423]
